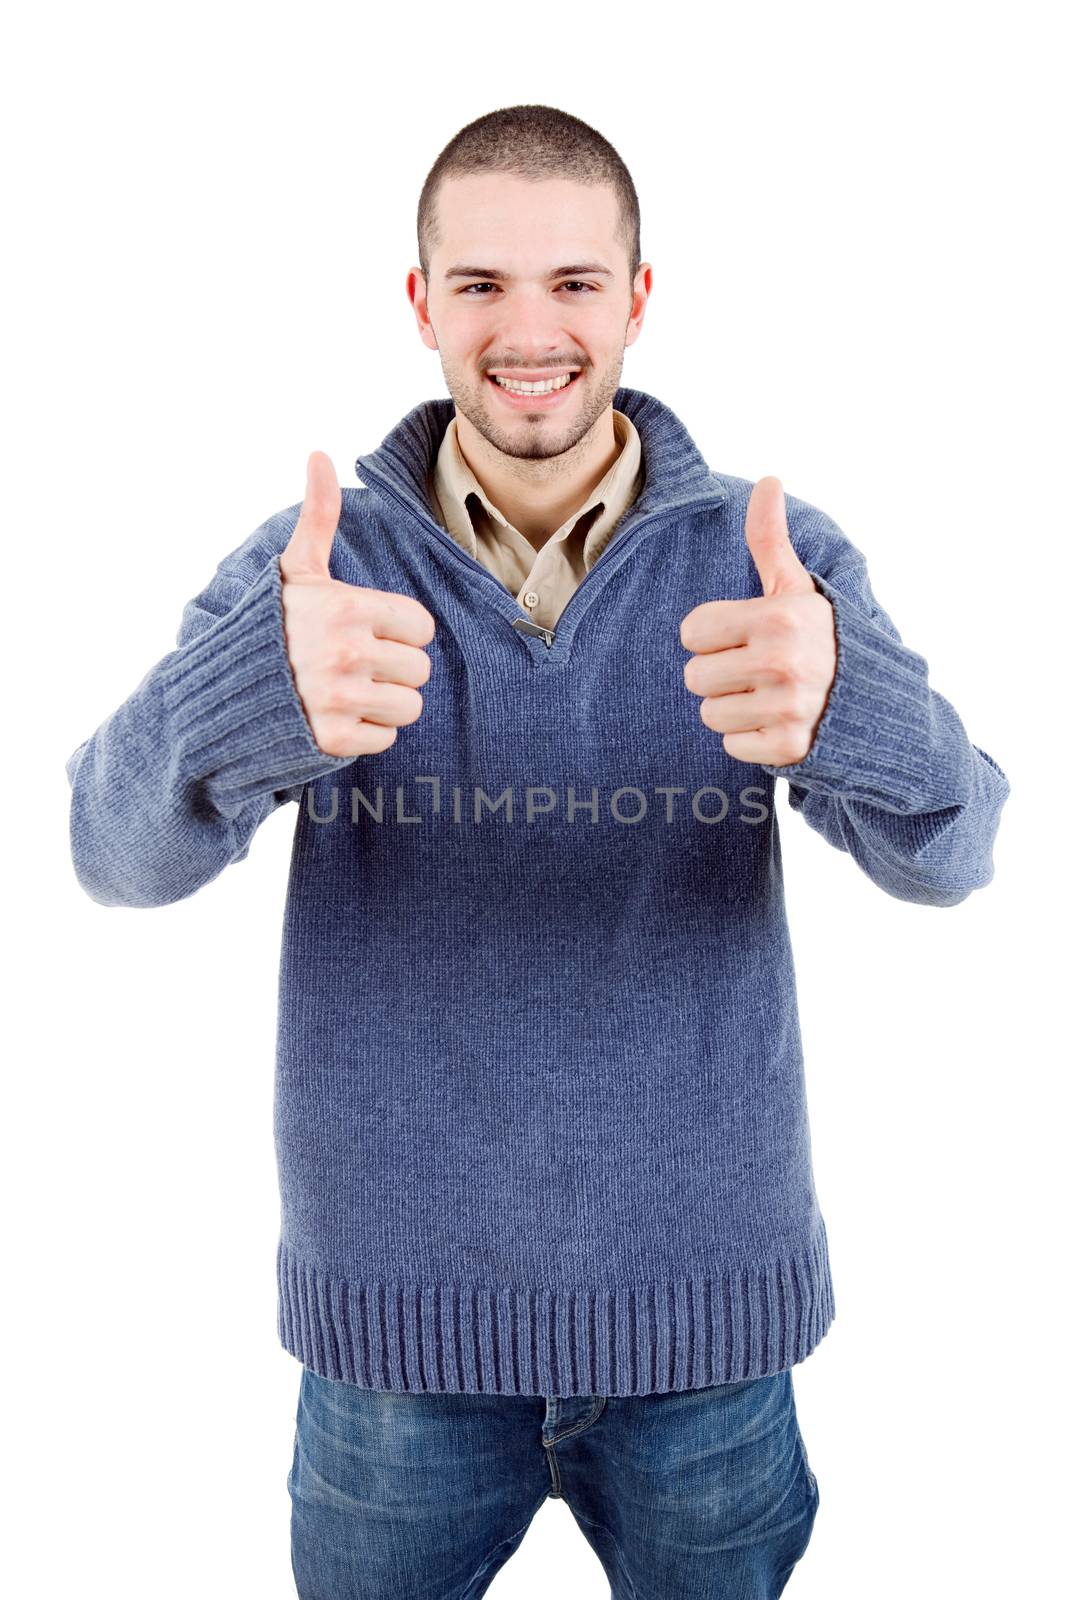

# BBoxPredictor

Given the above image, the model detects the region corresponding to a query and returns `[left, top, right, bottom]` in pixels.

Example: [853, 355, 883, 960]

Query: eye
[459, 281, 597, 295]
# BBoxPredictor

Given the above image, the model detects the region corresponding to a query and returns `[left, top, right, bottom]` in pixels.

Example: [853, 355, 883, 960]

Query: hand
[678, 477, 837, 766]
[279, 451, 436, 759]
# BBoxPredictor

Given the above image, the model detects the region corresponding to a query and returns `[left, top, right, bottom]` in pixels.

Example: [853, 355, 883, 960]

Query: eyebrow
[443, 262, 615, 282]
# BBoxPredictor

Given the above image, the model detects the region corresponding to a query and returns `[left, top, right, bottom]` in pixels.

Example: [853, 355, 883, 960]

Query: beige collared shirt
[426, 409, 645, 633]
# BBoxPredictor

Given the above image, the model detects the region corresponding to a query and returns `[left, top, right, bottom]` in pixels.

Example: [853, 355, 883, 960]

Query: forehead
[433, 172, 622, 261]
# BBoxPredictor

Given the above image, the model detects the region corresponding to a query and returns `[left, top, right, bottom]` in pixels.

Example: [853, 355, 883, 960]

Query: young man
[65, 105, 1010, 1598]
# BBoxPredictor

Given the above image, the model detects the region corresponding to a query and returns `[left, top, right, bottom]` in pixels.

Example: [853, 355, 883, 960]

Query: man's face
[410, 173, 650, 461]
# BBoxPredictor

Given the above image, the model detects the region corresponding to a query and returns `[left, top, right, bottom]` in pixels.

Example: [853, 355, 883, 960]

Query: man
[65, 104, 1010, 1598]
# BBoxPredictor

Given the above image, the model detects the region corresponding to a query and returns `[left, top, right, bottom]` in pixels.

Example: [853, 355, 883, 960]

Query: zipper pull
[511, 617, 555, 648]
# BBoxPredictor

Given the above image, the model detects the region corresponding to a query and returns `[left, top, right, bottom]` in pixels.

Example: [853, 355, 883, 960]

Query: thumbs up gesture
[279, 451, 436, 758]
[679, 477, 837, 766]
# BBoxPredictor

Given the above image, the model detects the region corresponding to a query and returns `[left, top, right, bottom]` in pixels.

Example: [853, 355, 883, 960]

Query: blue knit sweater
[65, 387, 1010, 1396]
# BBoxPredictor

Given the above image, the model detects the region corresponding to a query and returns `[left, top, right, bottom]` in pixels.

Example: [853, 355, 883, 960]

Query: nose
[492, 288, 575, 365]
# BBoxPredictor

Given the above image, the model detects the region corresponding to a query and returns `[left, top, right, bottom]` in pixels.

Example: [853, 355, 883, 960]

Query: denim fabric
[288, 1365, 819, 1599]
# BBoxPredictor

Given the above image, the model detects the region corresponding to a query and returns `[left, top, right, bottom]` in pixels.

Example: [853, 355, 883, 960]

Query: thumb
[280, 451, 342, 580]
[744, 476, 814, 597]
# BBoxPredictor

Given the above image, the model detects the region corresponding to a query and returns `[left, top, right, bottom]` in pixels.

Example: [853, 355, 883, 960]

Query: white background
[7, 0, 1062, 1594]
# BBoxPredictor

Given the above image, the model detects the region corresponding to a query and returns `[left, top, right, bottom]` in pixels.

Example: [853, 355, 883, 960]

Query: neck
[454, 405, 621, 552]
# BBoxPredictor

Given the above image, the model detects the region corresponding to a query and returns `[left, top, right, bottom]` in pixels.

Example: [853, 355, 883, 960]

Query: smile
[485, 370, 583, 408]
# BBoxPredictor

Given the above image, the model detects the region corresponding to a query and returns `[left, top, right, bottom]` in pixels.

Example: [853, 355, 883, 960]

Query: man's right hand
[278, 451, 436, 758]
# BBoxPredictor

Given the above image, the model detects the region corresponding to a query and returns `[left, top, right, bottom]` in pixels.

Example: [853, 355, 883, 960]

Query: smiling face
[409, 173, 651, 462]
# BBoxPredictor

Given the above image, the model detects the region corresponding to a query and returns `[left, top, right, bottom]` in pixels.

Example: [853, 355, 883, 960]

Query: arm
[64, 512, 354, 908]
[759, 505, 1011, 907]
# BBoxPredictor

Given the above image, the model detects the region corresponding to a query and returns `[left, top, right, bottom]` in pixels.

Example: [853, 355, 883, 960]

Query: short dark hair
[417, 104, 641, 288]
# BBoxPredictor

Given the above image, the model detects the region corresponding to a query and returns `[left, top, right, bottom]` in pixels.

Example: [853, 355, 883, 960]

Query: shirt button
[524, 591, 539, 607]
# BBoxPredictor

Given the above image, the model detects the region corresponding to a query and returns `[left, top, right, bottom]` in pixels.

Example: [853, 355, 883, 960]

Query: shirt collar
[430, 408, 644, 570]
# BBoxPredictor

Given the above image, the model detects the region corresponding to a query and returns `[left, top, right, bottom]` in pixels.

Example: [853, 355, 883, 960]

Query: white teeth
[492, 373, 574, 394]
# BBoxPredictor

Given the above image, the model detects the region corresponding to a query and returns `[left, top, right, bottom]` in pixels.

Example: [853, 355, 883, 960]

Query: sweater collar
[355, 385, 727, 529]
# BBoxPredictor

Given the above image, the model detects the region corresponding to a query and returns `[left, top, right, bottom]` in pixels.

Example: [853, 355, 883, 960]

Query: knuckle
[765, 604, 801, 639]
[321, 676, 359, 715]
[765, 652, 801, 686]
[330, 636, 370, 675]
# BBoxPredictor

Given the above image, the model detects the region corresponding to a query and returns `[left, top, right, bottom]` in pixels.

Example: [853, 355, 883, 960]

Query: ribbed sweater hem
[276, 1222, 835, 1397]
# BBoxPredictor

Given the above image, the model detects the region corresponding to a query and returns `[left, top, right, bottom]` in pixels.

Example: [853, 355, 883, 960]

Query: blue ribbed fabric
[65, 387, 1010, 1396]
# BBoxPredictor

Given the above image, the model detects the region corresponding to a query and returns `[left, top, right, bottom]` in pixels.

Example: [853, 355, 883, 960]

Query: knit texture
[65, 386, 1011, 1396]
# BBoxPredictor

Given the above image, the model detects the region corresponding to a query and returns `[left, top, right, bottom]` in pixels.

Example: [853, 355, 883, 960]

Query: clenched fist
[679, 477, 838, 766]
[279, 451, 436, 759]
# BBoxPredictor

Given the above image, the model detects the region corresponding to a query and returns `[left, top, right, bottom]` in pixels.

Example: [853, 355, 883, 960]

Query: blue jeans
[287, 1365, 820, 1598]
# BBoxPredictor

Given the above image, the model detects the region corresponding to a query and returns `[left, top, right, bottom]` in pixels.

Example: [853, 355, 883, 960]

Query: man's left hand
[679, 477, 838, 766]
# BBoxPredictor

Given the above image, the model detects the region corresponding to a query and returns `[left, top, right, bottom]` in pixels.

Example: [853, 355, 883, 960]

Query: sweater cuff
[759, 570, 943, 811]
[157, 553, 354, 810]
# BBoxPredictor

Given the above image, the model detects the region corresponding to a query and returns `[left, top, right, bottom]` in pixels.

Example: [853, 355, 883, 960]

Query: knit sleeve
[758, 508, 1011, 907]
[64, 528, 355, 908]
